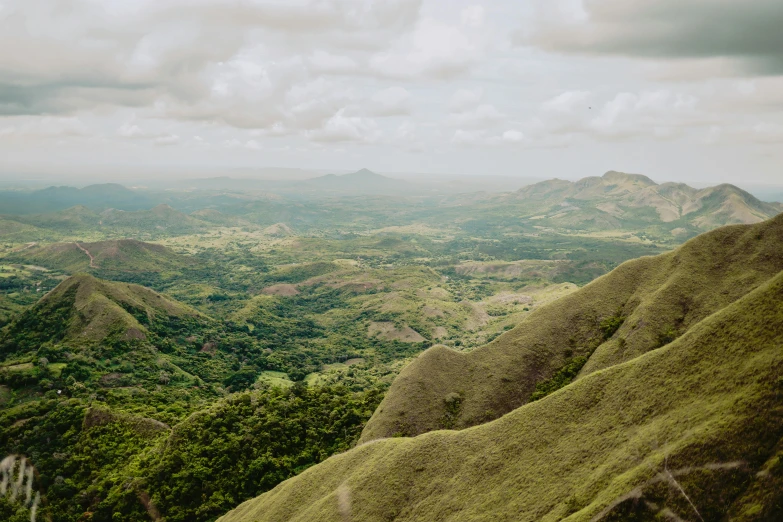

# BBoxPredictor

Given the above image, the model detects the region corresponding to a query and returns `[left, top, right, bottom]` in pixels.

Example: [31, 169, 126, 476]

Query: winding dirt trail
[74, 242, 97, 268]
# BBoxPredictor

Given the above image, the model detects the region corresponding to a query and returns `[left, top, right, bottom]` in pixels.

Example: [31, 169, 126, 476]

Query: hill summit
[308, 169, 409, 195]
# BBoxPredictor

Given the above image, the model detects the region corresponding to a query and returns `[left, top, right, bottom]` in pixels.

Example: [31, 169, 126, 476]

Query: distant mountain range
[180, 168, 412, 198]
[0, 170, 780, 239]
[0, 183, 157, 214]
[498, 170, 783, 233]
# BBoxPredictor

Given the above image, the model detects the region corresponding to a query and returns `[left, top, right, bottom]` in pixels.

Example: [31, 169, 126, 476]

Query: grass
[8, 239, 196, 274]
[3, 363, 33, 372]
[218, 260, 783, 522]
[256, 371, 294, 388]
[360, 214, 783, 441]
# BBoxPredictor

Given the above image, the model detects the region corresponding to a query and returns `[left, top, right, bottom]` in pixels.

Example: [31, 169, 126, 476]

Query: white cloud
[307, 109, 380, 143]
[0, 116, 88, 138]
[245, 139, 262, 150]
[451, 128, 528, 147]
[308, 51, 359, 75]
[450, 103, 505, 129]
[368, 87, 413, 117]
[503, 129, 525, 143]
[589, 90, 700, 138]
[460, 5, 485, 28]
[369, 15, 484, 80]
[452, 129, 487, 145]
[154, 134, 180, 146]
[449, 89, 483, 112]
[117, 123, 145, 138]
[708, 122, 783, 146]
[542, 91, 592, 113]
[750, 123, 783, 144]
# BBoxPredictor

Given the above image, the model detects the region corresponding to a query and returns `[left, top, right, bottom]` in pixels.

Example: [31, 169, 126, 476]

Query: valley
[0, 170, 781, 521]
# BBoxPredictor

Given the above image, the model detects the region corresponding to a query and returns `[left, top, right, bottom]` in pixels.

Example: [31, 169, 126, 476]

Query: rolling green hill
[0, 218, 47, 241]
[217, 215, 783, 522]
[0, 273, 203, 351]
[8, 239, 194, 274]
[99, 204, 208, 234]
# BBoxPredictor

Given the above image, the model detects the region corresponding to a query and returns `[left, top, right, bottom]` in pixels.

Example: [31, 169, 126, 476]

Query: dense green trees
[0, 384, 382, 522]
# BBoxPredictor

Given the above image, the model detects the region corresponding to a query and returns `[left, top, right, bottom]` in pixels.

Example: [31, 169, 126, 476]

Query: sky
[0, 0, 782, 185]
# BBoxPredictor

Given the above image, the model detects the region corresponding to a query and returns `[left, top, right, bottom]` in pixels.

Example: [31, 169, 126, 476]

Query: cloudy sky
[1, 0, 782, 184]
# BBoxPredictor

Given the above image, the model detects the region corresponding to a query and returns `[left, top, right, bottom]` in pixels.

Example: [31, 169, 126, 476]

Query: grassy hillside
[0, 273, 203, 351]
[0, 218, 49, 241]
[361, 214, 783, 441]
[8, 239, 195, 274]
[217, 226, 783, 522]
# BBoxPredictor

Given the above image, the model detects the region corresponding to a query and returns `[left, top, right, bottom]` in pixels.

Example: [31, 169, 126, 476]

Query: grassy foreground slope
[218, 253, 783, 521]
[360, 214, 783, 441]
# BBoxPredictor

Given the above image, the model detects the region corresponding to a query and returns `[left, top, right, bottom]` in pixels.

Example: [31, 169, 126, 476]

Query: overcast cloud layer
[0, 0, 782, 184]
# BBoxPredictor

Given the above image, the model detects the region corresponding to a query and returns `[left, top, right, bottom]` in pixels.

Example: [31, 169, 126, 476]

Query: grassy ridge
[360, 214, 783, 441]
[217, 257, 783, 522]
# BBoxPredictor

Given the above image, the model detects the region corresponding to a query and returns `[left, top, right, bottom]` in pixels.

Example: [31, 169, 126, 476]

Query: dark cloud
[526, 0, 783, 75]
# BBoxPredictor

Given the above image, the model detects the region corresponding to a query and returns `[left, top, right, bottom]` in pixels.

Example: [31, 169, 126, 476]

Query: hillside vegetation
[362, 213, 783, 440]
[1, 273, 202, 351]
[218, 215, 783, 522]
[0, 170, 780, 521]
[8, 239, 194, 274]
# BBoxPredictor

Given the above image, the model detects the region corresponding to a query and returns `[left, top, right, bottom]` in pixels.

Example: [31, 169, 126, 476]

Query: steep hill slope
[507, 171, 782, 233]
[218, 263, 783, 522]
[0, 273, 202, 352]
[8, 239, 195, 274]
[360, 214, 783, 441]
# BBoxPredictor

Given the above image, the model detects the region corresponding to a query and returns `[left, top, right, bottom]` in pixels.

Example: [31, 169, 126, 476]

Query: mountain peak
[345, 168, 381, 178]
[602, 170, 657, 186]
